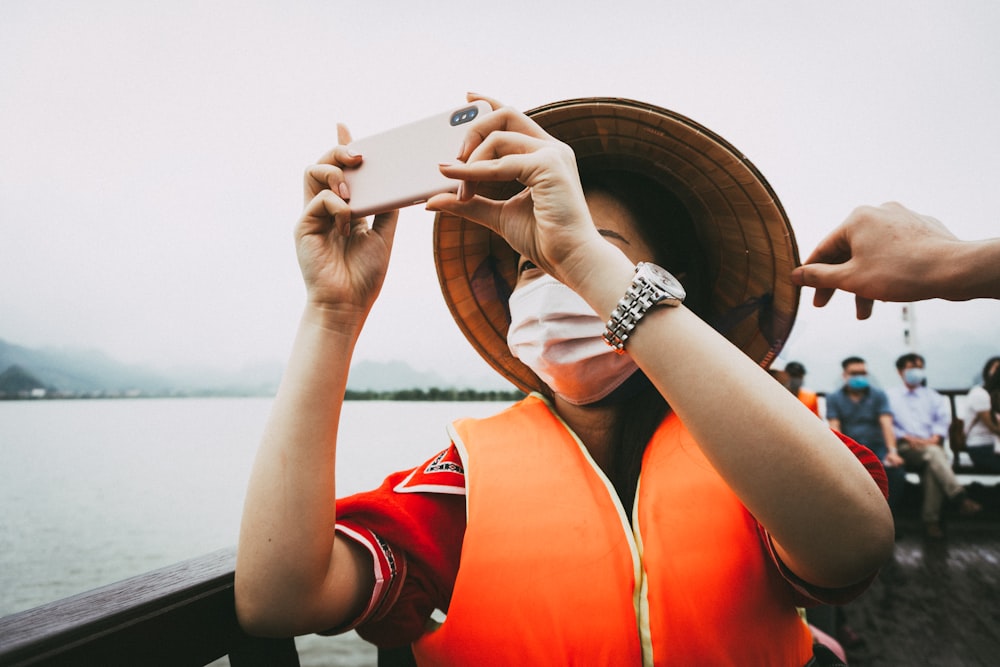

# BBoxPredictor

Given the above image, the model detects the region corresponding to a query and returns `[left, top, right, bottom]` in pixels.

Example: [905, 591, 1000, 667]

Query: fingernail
[457, 181, 466, 200]
[339, 182, 350, 200]
[346, 148, 360, 158]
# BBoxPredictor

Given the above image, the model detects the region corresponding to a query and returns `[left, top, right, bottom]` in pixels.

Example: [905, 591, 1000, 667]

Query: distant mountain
[0, 338, 514, 397]
[160, 360, 284, 396]
[0, 364, 48, 395]
[346, 360, 447, 391]
[0, 339, 172, 394]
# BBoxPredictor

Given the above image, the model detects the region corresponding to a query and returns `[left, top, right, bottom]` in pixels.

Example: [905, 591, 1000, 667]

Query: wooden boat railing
[0, 547, 300, 667]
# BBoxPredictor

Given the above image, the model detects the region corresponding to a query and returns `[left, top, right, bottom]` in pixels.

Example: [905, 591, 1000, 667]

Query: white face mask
[507, 273, 639, 405]
[903, 367, 926, 387]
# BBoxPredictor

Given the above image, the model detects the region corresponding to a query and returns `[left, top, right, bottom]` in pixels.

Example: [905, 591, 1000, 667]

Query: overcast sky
[2, 0, 998, 391]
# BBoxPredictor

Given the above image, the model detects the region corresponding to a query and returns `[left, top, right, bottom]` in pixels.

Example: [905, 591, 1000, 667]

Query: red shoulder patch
[393, 445, 466, 495]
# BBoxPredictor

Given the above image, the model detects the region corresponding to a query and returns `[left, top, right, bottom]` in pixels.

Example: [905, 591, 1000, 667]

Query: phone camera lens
[451, 105, 480, 126]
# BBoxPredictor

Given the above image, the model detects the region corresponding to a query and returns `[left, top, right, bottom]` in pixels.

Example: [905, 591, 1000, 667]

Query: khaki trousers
[898, 443, 963, 523]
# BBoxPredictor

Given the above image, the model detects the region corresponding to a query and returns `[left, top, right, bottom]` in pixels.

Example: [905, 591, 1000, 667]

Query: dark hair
[895, 352, 925, 371]
[785, 361, 806, 377]
[579, 168, 704, 516]
[842, 356, 866, 369]
[982, 356, 1000, 393]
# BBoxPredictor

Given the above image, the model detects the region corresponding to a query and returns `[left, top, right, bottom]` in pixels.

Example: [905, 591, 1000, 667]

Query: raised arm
[430, 95, 894, 590]
[235, 126, 399, 637]
[582, 271, 894, 588]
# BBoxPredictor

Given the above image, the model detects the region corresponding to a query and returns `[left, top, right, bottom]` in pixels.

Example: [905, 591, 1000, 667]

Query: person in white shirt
[887, 353, 981, 538]
[964, 356, 1000, 473]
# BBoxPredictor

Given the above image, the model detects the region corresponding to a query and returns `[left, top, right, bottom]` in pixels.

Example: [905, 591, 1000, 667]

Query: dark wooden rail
[0, 547, 299, 667]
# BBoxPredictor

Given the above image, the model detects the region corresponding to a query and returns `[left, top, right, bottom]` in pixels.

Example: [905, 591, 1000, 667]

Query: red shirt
[330, 431, 887, 648]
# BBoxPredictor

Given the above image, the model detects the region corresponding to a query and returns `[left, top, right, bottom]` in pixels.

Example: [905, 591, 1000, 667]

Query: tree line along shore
[344, 387, 526, 402]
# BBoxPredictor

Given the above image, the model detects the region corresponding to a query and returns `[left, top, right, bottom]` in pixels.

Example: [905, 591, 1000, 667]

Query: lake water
[0, 397, 510, 666]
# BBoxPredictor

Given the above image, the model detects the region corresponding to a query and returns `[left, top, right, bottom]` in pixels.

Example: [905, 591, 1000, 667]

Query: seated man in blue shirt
[887, 353, 981, 538]
[826, 356, 905, 511]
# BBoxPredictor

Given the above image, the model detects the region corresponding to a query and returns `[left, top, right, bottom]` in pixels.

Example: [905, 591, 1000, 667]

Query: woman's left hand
[426, 94, 608, 288]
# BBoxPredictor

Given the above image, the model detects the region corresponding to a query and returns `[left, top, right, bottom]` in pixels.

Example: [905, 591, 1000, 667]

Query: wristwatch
[603, 262, 686, 353]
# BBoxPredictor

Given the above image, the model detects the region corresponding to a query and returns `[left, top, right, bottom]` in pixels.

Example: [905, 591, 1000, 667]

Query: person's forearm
[935, 237, 1000, 300]
[568, 246, 893, 588]
[980, 410, 1000, 436]
[236, 305, 363, 626]
[882, 417, 899, 450]
[637, 308, 891, 587]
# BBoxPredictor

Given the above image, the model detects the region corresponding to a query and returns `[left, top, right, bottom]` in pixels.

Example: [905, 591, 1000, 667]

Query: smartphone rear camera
[450, 106, 480, 126]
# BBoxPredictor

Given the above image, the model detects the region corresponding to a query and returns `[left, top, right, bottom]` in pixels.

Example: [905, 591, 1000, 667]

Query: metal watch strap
[603, 262, 683, 353]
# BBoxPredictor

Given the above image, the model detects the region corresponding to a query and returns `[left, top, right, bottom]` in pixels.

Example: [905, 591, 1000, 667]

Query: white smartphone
[342, 100, 492, 218]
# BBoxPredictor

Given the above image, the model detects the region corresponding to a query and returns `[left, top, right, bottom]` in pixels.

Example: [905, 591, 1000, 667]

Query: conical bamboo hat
[434, 97, 800, 394]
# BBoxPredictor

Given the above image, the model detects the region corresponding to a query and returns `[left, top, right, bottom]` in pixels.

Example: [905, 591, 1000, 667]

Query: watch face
[647, 263, 681, 287]
[640, 262, 686, 302]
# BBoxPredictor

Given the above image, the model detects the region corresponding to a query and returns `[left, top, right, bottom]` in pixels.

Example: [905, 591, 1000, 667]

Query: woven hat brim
[434, 98, 800, 394]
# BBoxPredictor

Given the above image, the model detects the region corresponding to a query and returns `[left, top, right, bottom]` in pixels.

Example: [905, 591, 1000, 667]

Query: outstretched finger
[812, 287, 836, 309]
[794, 263, 847, 309]
[855, 295, 875, 320]
[792, 262, 852, 291]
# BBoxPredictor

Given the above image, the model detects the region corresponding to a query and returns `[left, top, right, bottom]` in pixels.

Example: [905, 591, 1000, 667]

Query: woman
[235, 94, 893, 665]
[964, 356, 1000, 473]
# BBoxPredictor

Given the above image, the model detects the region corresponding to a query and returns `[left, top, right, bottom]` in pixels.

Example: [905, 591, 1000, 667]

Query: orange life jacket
[798, 389, 820, 417]
[412, 394, 814, 666]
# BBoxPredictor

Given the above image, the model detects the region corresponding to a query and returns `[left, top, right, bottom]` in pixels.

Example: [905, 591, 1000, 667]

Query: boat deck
[835, 481, 1000, 666]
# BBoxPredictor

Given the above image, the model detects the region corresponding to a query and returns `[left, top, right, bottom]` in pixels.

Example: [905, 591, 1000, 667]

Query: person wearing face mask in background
[783, 362, 820, 417]
[821, 356, 901, 649]
[236, 95, 894, 666]
[825, 357, 901, 472]
[887, 353, 982, 538]
[825, 357, 907, 516]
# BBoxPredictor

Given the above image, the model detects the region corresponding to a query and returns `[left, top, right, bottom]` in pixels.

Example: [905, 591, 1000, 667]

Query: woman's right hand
[297, 124, 399, 324]
[426, 95, 610, 293]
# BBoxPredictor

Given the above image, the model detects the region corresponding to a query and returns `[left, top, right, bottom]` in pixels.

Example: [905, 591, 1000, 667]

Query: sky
[2, 0, 999, 391]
